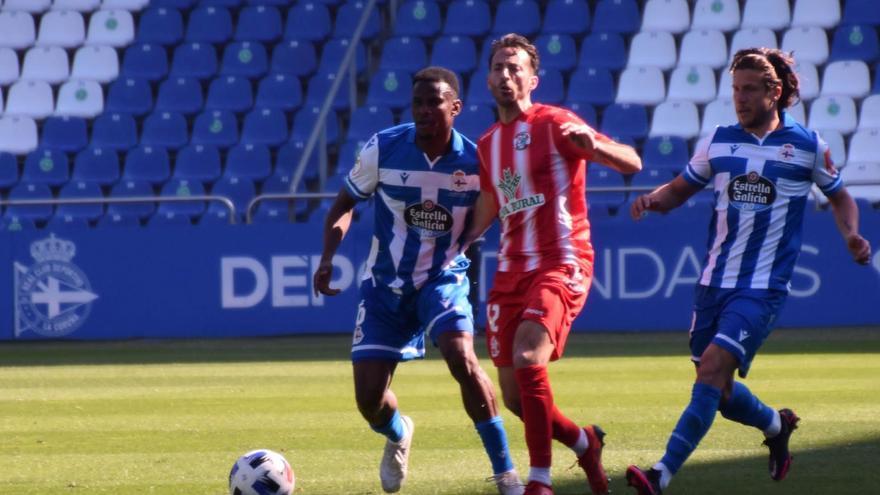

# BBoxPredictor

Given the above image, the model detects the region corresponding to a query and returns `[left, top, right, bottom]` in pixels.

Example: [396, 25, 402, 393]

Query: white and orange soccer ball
[228, 449, 295, 495]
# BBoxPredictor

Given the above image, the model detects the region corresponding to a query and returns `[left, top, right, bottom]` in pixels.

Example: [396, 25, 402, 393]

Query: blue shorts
[689, 285, 788, 378]
[350, 267, 474, 362]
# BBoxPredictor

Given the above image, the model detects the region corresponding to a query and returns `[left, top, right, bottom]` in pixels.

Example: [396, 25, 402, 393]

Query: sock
[371, 409, 406, 443]
[528, 467, 551, 486]
[565, 424, 589, 457]
[515, 365, 554, 469]
[551, 406, 587, 456]
[718, 381, 775, 432]
[659, 383, 722, 475]
[764, 409, 782, 438]
[475, 416, 515, 475]
[652, 462, 673, 489]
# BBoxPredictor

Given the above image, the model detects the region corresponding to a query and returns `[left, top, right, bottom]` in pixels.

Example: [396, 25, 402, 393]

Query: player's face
[487, 47, 538, 107]
[732, 69, 780, 131]
[411, 80, 461, 140]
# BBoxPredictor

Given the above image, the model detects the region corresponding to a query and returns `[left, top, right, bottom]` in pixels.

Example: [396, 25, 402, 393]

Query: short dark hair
[413, 66, 460, 98]
[730, 47, 800, 110]
[488, 33, 540, 72]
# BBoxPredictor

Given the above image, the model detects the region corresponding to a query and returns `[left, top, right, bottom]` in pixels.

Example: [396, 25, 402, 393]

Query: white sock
[528, 467, 552, 486]
[653, 462, 673, 489]
[571, 428, 589, 457]
[764, 409, 782, 438]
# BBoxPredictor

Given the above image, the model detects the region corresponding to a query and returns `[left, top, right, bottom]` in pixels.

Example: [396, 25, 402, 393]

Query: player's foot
[763, 408, 800, 481]
[489, 469, 525, 495]
[625, 466, 663, 495]
[523, 480, 553, 495]
[576, 425, 609, 495]
[380, 415, 414, 493]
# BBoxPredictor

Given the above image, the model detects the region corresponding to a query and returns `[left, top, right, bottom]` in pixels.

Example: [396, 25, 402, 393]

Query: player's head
[729, 48, 800, 130]
[411, 66, 462, 141]
[487, 33, 540, 108]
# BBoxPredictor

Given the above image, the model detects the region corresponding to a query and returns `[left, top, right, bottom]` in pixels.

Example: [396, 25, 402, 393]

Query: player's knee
[354, 385, 385, 418]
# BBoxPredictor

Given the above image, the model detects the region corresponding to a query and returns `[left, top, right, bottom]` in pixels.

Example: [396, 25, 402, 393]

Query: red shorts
[485, 263, 592, 367]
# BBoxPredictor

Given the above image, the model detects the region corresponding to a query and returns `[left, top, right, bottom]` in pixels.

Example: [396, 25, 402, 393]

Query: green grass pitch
[0, 327, 877, 494]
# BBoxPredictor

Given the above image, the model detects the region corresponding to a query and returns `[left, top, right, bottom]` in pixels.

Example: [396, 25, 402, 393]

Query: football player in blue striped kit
[313, 66, 523, 495]
[625, 48, 872, 494]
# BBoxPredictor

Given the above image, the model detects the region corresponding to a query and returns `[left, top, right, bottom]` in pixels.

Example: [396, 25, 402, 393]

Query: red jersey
[477, 103, 608, 273]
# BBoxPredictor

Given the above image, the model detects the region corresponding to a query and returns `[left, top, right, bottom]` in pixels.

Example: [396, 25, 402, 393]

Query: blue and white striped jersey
[682, 113, 843, 291]
[344, 123, 480, 292]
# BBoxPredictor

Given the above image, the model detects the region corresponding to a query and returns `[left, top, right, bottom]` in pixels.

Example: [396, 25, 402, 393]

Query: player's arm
[826, 188, 871, 265]
[313, 189, 359, 296]
[461, 190, 498, 251]
[559, 121, 642, 174]
[630, 174, 703, 220]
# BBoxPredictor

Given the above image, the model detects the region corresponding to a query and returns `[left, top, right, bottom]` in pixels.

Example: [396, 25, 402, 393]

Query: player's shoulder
[375, 122, 416, 146]
[533, 103, 585, 126]
[476, 121, 501, 148]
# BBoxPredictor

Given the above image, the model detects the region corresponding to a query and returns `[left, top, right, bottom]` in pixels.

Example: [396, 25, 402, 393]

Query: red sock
[515, 365, 553, 468]
[551, 405, 583, 447]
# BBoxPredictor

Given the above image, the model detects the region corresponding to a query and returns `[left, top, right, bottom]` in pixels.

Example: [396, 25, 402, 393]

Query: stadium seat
[564, 101, 597, 127]
[431, 35, 478, 74]
[808, 95, 857, 134]
[5, 80, 54, 119]
[741, 0, 790, 30]
[55, 80, 104, 118]
[788, 100, 807, 124]
[335, 139, 364, 175]
[106, 77, 153, 116]
[72, 146, 120, 185]
[141, 111, 188, 150]
[821, 60, 871, 98]
[106, 179, 154, 221]
[23, 148, 69, 186]
[379, 36, 427, 73]
[568, 67, 616, 106]
[227, 143, 273, 181]
[782, 27, 830, 66]
[197, 0, 240, 6]
[616, 67, 665, 106]
[394, 0, 441, 37]
[271, 39, 317, 78]
[874, 64, 880, 95]
[90, 112, 137, 151]
[701, 98, 735, 135]
[0, 116, 38, 155]
[170, 42, 218, 80]
[174, 144, 222, 184]
[36, 10, 84, 48]
[103, 0, 149, 9]
[41, 116, 88, 153]
[71, 45, 119, 84]
[454, 104, 494, 142]
[186, 6, 232, 44]
[220, 41, 268, 79]
[191, 110, 239, 149]
[729, 28, 778, 60]
[818, 129, 846, 166]
[6, 182, 53, 222]
[531, 69, 565, 105]
[137, 7, 183, 46]
[830, 25, 880, 63]
[848, 129, 880, 164]
[292, 106, 340, 145]
[241, 108, 288, 148]
[586, 166, 626, 210]
[284, 2, 331, 42]
[158, 178, 207, 219]
[0, 48, 18, 86]
[628, 164, 670, 191]
[642, 0, 689, 33]
[0, 152, 19, 189]
[149, 211, 194, 226]
[347, 105, 394, 142]
[86, 9, 134, 47]
[535, 34, 576, 72]
[650, 101, 700, 139]
[795, 62, 820, 101]
[627, 31, 677, 70]
[642, 136, 689, 173]
[334, 1, 381, 40]
[317, 38, 367, 75]
[304, 71, 352, 111]
[692, 0, 740, 31]
[465, 68, 494, 106]
[155, 77, 204, 115]
[859, 94, 880, 130]
[443, 0, 491, 37]
[601, 103, 648, 141]
[717, 70, 733, 99]
[275, 139, 314, 177]
[121, 43, 168, 82]
[20, 46, 69, 84]
[679, 29, 728, 69]
[235, 5, 282, 42]
[205, 76, 253, 113]
[252, 172, 297, 223]
[0, 11, 35, 49]
[840, 162, 880, 203]
[592, 0, 640, 34]
[255, 74, 303, 112]
[492, 0, 541, 37]
[791, 0, 841, 29]
[57, 181, 104, 222]
[208, 176, 255, 221]
[366, 70, 412, 110]
[667, 65, 717, 104]
[123, 145, 170, 185]
[842, 0, 880, 27]
[152, 0, 196, 7]
[578, 33, 627, 71]
[542, 0, 590, 35]
[98, 212, 141, 228]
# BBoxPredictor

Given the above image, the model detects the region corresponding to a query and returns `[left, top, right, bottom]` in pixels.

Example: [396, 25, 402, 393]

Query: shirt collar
[406, 123, 465, 156]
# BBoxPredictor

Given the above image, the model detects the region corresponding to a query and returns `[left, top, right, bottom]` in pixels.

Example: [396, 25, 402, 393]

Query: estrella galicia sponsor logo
[727, 172, 776, 212]
[514, 131, 530, 150]
[14, 234, 98, 338]
[404, 199, 453, 238]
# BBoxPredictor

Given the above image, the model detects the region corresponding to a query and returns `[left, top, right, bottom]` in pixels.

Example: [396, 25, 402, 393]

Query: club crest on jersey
[514, 132, 531, 150]
[404, 199, 453, 238]
[727, 171, 776, 212]
[777, 143, 796, 162]
[451, 170, 468, 191]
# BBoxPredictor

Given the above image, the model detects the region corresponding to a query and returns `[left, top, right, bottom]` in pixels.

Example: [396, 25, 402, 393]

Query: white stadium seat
[101, 0, 148, 10]
[55, 79, 104, 118]
[818, 130, 846, 168]
[0, 116, 38, 154]
[821, 60, 871, 99]
[840, 162, 880, 203]
[86, 9, 134, 47]
[701, 98, 736, 135]
[616, 66, 665, 106]
[781, 27, 829, 66]
[0, 47, 20, 86]
[36, 10, 85, 48]
[808, 95, 857, 135]
[0, 11, 36, 49]
[795, 62, 820, 101]
[791, 0, 841, 29]
[667, 65, 717, 104]
[859, 95, 880, 130]
[628, 31, 677, 70]
[4, 0, 51, 12]
[679, 29, 728, 69]
[642, 0, 690, 34]
[20, 46, 69, 84]
[651, 101, 700, 139]
[741, 0, 791, 31]
[692, 0, 740, 32]
[847, 129, 880, 164]
[788, 100, 806, 125]
[71, 45, 119, 83]
[729, 28, 778, 61]
[52, 0, 101, 11]
[717, 70, 732, 99]
[5, 80, 54, 119]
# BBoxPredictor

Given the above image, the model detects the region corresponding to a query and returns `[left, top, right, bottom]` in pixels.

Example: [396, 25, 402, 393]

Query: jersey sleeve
[811, 133, 843, 196]
[344, 134, 380, 201]
[551, 109, 610, 162]
[682, 134, 714, 187]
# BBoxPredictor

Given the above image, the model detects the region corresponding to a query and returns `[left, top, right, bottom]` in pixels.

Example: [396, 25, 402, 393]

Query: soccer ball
[228, 449, 295, 495]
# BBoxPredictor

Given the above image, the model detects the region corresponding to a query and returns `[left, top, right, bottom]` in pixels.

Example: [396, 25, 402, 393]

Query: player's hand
[846, 233, 871, 265]
[559, 121, 599, 155]
[313, 260, 341, 297]
[630, 194, 657, 221]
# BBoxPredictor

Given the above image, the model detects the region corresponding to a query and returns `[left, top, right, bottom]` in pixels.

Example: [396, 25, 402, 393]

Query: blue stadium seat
[205, 76, 253, 113]
[830, 25, 880, 63]
[72, 147, 120, 185]
[235, 5, 282, 42]
[47, 215, 90, 231]
[317, 38, 367, 75]
[271, 39, 317, 77]
[152, 0, 195, 7]
[592, 0, 641, 34]
[208, 175, 255, 221]
[200, 0, 242, 5]
[586, 166, 626, 210]
[492, 0, 541, 37]
[642, 136, 689, 173]
[275, 139, 312, 176]
[141, 112, 188, 150]
[0, 152, 18, 190]
[191, 110, 239, 149]
[186, 6, 232, 44]
[121, 43, 168, 81]
[565, 101, 598, 127]
[170, 42, 218, 80]
[532, 68, 565, 105]
[56, 180, 103, 221]
[568, 67, 615, 106]
[158, 178, 207, 219]
[107, 179, 156, 221]
[226, 142, 273, 181]
[0, 215, 36, 232]
[430, 35, 477, 73]
[6, 182, 53, 222]
[543, 0, 591, 35]
[106, 77, 153, 116]
[155, 77, 204, 115]
[98, 212, 141, 228]
[91, 113, 137, 152]
[334, 1, 381, 40]
[241, 108, 288, 148]
[149, 211, 194, 226]
[366, 70, 413, 109]
[629, 165, 671, 189]
[174, 144, 221, 184]
[535, 34, 577, 72]
[379, 36, 427, 73]
[395, 0, 441, 37]
[123, 145, 170, 185]
[842, 0, 880, 26]
[305, 71, 352, 111]
[137, 7, 183, 46]
[291, 106, 340, 144]
[455, 104, 494, 142]
[465, 69, 494, 106]
[220, 41, 268, 79]
[347, 105, 394, 142]
[252, 172, 296, 223]
[256, 74, 303, 112]
[23, 149, 69, 186]
[579, 32, 627, 71]
[443, 0, 491, 37]
[874, 63, 880, 94]
[284, 2, 331, 42]
[335, 138, 364, 174]
[601, 103, 648, 141]
[41, 116, 87, 153]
